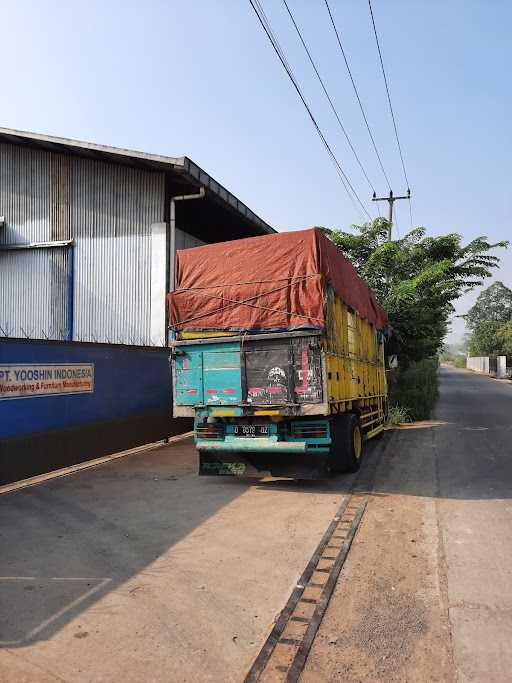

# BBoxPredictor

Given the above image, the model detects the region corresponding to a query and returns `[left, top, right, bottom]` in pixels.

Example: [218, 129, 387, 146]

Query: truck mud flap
[199, 452, 329, 479]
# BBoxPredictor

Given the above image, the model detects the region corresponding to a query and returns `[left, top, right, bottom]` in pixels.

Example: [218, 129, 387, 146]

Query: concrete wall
[0, 338, 191, 484]
[466, 356, 508, 376]
[467, 357, 490, 373]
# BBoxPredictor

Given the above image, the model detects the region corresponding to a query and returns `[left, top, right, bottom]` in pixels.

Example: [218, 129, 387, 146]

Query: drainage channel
[244, 439, 384, 683]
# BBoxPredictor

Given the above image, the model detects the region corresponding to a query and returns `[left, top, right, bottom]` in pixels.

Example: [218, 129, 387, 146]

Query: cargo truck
[168, 228, 388, 478]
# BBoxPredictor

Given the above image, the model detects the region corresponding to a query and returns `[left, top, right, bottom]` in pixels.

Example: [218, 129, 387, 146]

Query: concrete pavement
[0, 438, 354, 682]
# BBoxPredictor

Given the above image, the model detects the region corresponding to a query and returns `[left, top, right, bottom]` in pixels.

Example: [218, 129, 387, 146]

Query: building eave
[0, 126, 275, 237]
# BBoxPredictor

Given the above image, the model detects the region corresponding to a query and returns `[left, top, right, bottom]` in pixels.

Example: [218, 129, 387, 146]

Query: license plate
[234, 425, 269, 437]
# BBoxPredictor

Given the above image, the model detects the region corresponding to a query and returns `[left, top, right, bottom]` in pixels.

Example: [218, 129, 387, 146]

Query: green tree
[468, 320, 505, 356]
[464, 281, 512, 330]
[497, 321, 512, 357]
[327, 218, 507, 365]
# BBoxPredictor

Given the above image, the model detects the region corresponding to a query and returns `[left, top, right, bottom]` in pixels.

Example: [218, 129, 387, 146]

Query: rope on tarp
[170, 274, 388, 332]
[172, 274, 320, 292]
[171, 278, 326, 328]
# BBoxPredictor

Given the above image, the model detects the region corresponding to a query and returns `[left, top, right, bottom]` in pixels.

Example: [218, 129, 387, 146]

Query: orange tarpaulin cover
[168, 228, 388, 332]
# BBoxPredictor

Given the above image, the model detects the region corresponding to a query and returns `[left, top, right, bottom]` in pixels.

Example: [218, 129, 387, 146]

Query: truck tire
[329, 413, 363, 473]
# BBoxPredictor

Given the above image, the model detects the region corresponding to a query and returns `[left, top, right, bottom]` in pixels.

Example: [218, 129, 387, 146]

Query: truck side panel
[324, 287, 386, 433]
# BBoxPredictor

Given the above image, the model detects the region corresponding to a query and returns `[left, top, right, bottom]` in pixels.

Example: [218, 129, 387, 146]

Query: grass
[386, 405, 411, 425]
[454, 354, 466, 368]
[388, 358, 439, 422]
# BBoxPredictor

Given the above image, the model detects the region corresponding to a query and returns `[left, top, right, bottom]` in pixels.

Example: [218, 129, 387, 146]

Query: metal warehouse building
[0, 128, 273, 485]
[0, 127, 273, 345]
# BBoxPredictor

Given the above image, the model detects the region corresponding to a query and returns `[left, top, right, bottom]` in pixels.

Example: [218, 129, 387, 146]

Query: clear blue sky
[3, 0, 510, 342]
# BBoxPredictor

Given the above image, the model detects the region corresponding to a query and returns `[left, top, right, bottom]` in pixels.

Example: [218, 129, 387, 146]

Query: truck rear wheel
[329, 413, 363, 473]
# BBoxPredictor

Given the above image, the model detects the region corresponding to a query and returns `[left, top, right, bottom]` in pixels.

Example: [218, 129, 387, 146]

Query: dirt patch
[302, 431, 455, 682]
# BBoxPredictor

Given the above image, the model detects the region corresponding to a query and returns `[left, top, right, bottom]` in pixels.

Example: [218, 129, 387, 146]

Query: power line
[249, 0, 372, 220]
[407, 195, 413, 229]
[368, 0, 409, 189]
[251, 0, 370, 219]
[367, 0, 413, 227]
[324, 0, 392, 192]
[282, 0, 378, 201]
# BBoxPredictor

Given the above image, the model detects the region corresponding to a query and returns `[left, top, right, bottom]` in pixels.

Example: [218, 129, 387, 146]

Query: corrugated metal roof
[0, 127, 275, 236]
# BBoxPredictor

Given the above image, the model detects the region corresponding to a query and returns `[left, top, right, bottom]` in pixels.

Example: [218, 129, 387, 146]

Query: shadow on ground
[0, 440, 247, 647]
[0, 437, 351, 649]
[1, 367, 509, 651]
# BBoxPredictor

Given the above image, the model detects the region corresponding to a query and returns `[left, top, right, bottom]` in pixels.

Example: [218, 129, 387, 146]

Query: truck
[168, 228, 388, 478]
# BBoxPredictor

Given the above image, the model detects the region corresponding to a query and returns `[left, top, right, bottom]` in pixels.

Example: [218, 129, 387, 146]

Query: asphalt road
[304, 366, 512, 682]
[2, 366, 512, 682]
[432, 367, 512, 681]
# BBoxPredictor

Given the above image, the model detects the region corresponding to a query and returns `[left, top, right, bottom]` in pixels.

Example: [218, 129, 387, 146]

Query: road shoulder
[302, 428, 456, 682]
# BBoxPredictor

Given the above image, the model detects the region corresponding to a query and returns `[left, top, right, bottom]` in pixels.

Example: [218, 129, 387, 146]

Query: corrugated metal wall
[72, 157, 164, 344]
[0, 248, 69, 338]
[0, 143, 68, 338]
[0, 142, 165, 345]
[0, 143, 53, 243]
[175, 227, 205, 250]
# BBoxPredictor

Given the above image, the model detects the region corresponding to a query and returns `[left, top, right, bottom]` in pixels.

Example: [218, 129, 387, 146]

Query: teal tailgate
[175, 349, 204, 405]
[203, 343, 242, 404]
[175, 342, 242, 406]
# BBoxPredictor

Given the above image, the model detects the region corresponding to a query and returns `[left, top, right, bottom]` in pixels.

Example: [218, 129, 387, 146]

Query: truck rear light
[196, 424, 224, 439]
[291, 424, 329, 439]
[300, 430, 326, 438]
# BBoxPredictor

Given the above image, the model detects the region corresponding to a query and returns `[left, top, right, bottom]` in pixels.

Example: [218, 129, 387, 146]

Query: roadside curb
[446, 365, 512, 384]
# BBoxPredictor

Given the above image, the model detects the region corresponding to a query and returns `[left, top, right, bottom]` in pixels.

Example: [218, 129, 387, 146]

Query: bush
[386, 405, 411, 425]
[454, 355, 466, 368]
[388, 358, 439, 421]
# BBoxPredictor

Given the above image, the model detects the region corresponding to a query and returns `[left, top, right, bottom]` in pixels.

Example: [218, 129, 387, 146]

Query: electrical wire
[249, 0, 372, 220]
[282, 0, 378, 201]
[252, 0, 370, 219]
[324, 0, 392, 192]
[393, 205, 401, 239]
[367, 0, 413, 228]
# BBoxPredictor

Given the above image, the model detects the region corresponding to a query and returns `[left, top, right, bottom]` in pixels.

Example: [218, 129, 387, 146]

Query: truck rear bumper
[196, 437, 329, 454]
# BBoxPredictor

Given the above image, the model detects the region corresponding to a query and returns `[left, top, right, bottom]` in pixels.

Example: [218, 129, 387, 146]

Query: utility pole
[372, 189, 411, 240]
